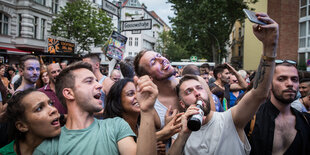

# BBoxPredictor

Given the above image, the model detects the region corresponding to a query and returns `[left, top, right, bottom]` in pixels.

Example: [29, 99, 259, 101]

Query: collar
[43, 84, 52, 91]
[268, 99, 306, 131]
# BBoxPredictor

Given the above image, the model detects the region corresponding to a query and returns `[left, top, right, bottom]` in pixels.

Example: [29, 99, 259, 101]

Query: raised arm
[227, 63, 248, 91]
[135, 75, 158, 155]
[231, 13, 279, 131]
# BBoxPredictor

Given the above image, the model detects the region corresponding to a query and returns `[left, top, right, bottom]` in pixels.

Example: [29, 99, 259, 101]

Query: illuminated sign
[48, 38, 75, 54]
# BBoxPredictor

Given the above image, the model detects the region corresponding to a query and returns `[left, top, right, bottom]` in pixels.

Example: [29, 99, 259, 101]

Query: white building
[0, 0, 70, 64]
[92, 0, 169, 63]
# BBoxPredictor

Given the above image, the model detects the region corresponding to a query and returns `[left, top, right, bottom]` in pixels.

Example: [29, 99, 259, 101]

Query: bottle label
[191, 108, 204, 124]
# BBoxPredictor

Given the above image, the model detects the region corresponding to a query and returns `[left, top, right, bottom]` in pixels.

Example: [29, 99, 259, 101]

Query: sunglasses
[275, 59, 296, 65]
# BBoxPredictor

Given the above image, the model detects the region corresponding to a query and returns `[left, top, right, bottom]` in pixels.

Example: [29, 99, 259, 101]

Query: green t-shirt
[0, 140, 16, 155]
[33, 117, 135, 155]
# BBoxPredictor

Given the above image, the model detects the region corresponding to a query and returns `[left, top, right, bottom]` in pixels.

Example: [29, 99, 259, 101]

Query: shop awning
[0, 47, 32, 55]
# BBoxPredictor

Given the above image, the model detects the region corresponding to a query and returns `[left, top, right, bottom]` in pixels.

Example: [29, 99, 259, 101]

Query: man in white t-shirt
[169, 13, 279, 155]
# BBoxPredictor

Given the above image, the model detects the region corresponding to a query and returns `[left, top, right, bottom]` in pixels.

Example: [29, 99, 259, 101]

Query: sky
[139, 0, 175, 28]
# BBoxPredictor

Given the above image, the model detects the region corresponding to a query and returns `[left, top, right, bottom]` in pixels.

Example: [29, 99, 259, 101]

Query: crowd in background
[0, 13, 309, 155]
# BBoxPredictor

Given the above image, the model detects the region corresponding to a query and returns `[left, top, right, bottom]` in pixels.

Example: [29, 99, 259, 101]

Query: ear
[19, 69, 23, 76]
[179, 100, 186, 109]
[63, 88, 75, 100]
[95, 62, 100, 69]
[15, 121, 28, 133]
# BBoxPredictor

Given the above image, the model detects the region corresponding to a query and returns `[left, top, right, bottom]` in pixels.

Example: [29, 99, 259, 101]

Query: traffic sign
[190, 56, 198, 62]
[102, 0, 119, 17]
[122, 19, 152, 31]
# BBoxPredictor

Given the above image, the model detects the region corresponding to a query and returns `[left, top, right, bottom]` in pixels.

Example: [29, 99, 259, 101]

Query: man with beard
[169, 13, 279, 155]
[38, 63, 67, 114]
[134, 51, 181, 129]
[247, 60, 310, 155]
[209, 63, 248, 110]
[16, 55, 40, 92]
[34, 61, 157, 154]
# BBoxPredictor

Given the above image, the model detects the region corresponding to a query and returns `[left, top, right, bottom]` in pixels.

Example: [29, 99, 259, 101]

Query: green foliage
[156, 31, 189, 61]
[168, 0, 256, 64]
[51, 0, 113, 53]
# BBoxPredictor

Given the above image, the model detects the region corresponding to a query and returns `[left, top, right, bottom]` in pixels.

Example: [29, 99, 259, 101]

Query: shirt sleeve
[33, 137, 59, 155]
[113, 117, 136, 142]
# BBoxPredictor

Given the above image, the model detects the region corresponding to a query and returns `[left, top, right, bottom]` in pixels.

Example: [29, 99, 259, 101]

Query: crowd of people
[0, 13, 309, 155]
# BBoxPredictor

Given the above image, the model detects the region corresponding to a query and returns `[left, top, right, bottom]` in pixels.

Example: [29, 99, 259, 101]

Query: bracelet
[262, 55, 276, 61]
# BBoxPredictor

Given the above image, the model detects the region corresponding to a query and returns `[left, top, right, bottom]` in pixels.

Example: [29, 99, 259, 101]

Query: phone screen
[243, 9, 267, 25]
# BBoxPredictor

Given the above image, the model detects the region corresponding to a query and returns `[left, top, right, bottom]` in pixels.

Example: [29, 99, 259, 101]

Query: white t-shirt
[182, 110, 251, 155]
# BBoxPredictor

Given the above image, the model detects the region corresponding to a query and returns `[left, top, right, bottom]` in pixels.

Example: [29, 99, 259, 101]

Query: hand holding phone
[243, 9, 267, 25]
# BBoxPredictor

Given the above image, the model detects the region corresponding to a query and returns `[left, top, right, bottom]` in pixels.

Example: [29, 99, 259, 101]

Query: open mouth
[94, 93, 101, 99]
[162, 60, 170, 70]
[51, 117, 60, 126]
[132, 102, 139, 107]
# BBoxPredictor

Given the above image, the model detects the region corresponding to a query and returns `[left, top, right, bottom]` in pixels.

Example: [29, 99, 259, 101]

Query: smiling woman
[0, 89, 61, 155]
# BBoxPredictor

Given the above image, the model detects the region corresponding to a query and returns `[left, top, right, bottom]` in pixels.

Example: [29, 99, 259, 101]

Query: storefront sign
[48, 38, 75, 54]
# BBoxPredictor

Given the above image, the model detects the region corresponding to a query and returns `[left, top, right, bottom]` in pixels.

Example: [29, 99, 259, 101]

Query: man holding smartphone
[169, 13, 279, 155]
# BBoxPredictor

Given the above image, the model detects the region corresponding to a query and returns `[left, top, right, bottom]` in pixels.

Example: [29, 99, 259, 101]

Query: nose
[49, 105, 58, 116]
[194, 89, 201, 98]
[95, 80, 103, 90]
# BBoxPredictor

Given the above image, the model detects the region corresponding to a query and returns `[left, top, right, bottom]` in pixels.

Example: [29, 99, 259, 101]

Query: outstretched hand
[134, 75, 158, 112]
[252, 13, 279, 56]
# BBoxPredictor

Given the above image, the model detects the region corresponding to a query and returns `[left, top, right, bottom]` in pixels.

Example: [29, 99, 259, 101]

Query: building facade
[229, 0, 299, 70]
[299, 0, 310, 69]
[0, 0, 70, 64]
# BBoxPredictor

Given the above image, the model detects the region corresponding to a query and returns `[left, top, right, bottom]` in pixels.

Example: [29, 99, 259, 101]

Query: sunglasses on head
[275, 60, 297, 65]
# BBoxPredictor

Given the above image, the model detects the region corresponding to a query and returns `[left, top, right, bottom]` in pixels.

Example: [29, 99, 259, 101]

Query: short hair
[103, 78, 134, 119]
[6, 88, 38, 141]
[182, 64, 200, 76]
[19, 55, 39, 70]
[238, 70, 247, 79]
[55, 61, 93, 108]
[175, 75, 199, 98]
[300, 78, 310, 84]
[120, 61, 135, 78]
[213, 64, 228, 80]
[200, 63, 210, 69]
[134, 50, 148, 77]
[82, 53, 101, 63]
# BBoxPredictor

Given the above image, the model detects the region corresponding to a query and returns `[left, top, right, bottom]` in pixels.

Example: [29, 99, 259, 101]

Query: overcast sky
[139, 0, 175, 28]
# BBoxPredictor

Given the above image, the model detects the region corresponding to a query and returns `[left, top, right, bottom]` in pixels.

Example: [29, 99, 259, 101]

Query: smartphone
[243, 9, 267, 25]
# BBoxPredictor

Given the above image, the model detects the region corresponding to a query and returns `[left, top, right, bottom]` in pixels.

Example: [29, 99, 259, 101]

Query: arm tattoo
[253, 59, 270, 89]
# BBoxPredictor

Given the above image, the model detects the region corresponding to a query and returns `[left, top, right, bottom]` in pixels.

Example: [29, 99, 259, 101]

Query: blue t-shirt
[229, 90, 244, 108]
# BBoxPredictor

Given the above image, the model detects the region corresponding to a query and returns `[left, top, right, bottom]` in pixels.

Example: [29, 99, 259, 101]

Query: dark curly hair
[6, 88, 38, 141]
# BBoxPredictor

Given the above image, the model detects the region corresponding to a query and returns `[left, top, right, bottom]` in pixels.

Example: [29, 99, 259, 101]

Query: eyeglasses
[275, 60, 297, 65]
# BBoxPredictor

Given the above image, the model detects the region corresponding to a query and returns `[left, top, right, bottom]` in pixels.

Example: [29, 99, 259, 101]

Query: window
[129, 37, 132, 46]
[238, 27, 241, 38]
[134, 38, 138, 46]
[153, 31, 155, 37]
[34, 0, 45, 5]
[129, 52, 132, 55]
[0, 13, 9, 35]
[52, 0, 59, 14]
[300, 22, 306, 48]
[33, 17, 38, 39]
[41, 18, 46, 39]
[18, 14, 22, 36]
[134, 52, 138, 56]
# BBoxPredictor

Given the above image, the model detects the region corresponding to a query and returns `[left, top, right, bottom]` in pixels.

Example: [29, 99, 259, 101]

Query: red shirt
[38, 84, 67, 114]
